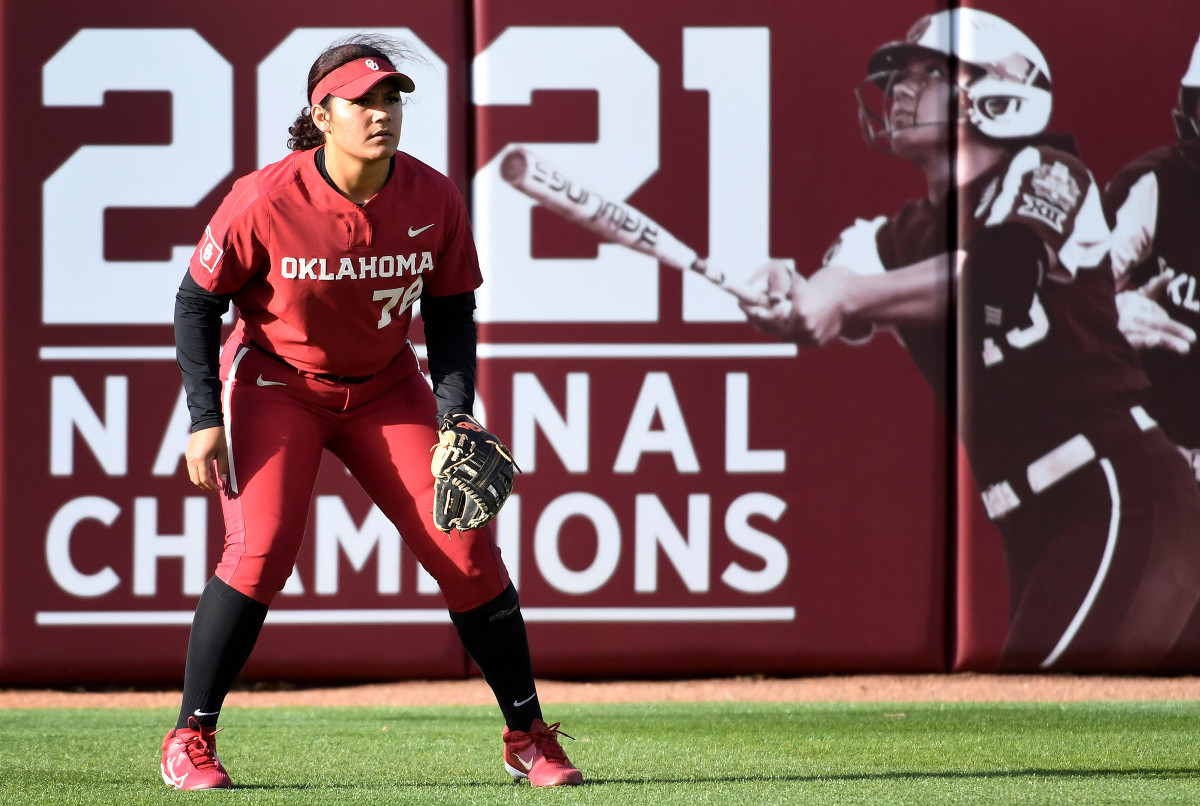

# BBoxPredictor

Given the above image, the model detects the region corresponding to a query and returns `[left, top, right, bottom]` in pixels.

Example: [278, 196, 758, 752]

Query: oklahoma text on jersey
[278, 253, 435, 280]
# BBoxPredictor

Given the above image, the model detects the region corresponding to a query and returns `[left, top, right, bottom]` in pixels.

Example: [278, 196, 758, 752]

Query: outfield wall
[2, 0, 1197, 683]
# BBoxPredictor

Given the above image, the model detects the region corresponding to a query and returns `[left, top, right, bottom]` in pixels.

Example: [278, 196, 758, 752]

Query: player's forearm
[841, 252, 955, 327]
[174, 273, 231, 432]
[422, 291, 478, 420]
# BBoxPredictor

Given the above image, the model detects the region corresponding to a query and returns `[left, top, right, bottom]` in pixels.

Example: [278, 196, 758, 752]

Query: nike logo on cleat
[167, 755, 189, 787]
[513, 693, 537, 707]
[408, 223, 434, 237]
[256, 375, 286, 387]
[514, 749, 536, 771]
[193, 709, 220, 717]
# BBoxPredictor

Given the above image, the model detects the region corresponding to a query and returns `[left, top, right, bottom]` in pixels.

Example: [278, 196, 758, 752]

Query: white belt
[981, 406, 1156, 520]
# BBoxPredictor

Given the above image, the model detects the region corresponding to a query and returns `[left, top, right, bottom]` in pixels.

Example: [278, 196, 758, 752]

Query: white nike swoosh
[514, 750, 535, 771]
[168, 755, 189, 786]
[193, 709, 220, 717]
[256, 375, 286, 387]
[408, 223, 434, 237]
[513, 693, 537, 707]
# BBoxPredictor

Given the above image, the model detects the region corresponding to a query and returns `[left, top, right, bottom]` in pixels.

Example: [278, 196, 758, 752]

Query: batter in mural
[742, 9, 1200, 671]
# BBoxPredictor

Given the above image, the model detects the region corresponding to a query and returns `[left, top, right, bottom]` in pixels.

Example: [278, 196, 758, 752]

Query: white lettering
[682, 28, 774, 322]
[1185, 276, 1199, 313]
[280, 256, 298, 278]
[132, 497, 207, 595]
[535, 493, 620, 594]
[298, 258, 319, 280]
[725, 373, 785, 472]
[473, 27, 660, 323]
[317, 258, 333, 280]
[373, 280, 423, 329]
[721, 493, 788, 593]
[379, 255, 395, 278]
[314, 496, 400, 594]
[613, 372, 698, 473]
[358, 256, 378, 278]
[1005, 296, 1050, 349]
[45, 496, 121, 597]
[419, 251, 434, 273]
[42, 29, 232, 325]
[399, 277, 423, 316]
[512, 373, 589, 472]
[634, 494, 710, 593]
[50, 375, 128, 476]
[398, 253, 415, 275]
[335, 257, 357, 280]
[1168, 273, 1187, 307]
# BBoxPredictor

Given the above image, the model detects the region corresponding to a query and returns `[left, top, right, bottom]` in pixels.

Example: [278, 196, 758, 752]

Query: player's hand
[1116, 276, 1195, 354]
[741, 259, 813, 343]
[185, 426, 229, 492]
[788, 263, 859, 346]
[741, 260, 854, 346]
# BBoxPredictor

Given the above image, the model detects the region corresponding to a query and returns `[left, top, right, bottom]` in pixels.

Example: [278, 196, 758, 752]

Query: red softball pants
[213, 338, 510, 611]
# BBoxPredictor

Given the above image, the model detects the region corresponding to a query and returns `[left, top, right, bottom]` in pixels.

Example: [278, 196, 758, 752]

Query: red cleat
[502, 718, 583, 787]
[160, 717, 232, 790]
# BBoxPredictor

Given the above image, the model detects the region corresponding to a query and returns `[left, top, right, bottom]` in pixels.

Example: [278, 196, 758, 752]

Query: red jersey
[188, 148, 483, 377]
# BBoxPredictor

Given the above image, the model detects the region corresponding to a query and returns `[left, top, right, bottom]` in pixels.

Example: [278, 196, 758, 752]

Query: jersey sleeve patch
[197, 227, 225, 274]
[1015, 162, 1081, 234]
[1030, 162, 1082, 210]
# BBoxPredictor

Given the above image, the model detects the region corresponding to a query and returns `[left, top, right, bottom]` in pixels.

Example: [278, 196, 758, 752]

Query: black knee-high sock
[176, 577, 268, 730]
[449, 583, 542, 732]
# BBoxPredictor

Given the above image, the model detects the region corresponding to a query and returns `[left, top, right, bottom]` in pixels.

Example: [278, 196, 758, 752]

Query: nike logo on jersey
[408, 223, 434, 237]
[513, 693, 538, 707]
[193, 709, 221, 717]
[513, 748, 536, 771]
[256, 375, 286, 387]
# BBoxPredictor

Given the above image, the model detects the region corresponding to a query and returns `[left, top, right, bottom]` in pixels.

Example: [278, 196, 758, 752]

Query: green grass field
[3, 701, 1199, 805]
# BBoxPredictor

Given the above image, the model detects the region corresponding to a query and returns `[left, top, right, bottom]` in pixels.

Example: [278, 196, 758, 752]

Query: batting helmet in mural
[858, 8, 1053, 147]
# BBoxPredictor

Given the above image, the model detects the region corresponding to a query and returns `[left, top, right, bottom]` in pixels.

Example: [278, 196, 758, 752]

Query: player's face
[885, 57, 956, 159]
[322, 80, 404, 164]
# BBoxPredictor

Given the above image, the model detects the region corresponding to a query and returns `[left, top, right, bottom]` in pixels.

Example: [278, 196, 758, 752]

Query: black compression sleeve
[174, 272, 231, 432]
[961, 222, 1047, 331]
[421, 291, 477, 420]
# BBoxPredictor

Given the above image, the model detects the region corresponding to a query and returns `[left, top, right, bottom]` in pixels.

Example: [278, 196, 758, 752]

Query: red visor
[310, 57, 415, 107]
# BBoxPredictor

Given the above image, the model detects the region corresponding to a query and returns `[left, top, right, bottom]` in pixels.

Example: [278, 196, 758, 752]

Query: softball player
[1104, 34, 1200, 476]
[743, 10, 1200, 671]
[161, 34, 581, 790]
